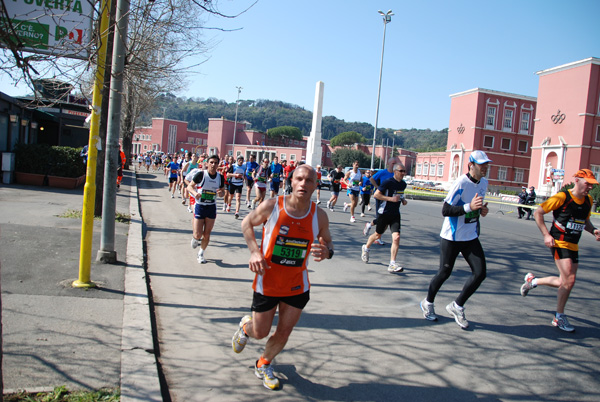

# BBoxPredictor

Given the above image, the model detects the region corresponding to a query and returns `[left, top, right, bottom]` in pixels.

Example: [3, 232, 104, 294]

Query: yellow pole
[73, 0, 111, 288]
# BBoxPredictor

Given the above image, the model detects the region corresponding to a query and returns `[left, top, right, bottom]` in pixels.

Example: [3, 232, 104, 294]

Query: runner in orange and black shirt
[232, 164, 333, 390]
[520, 169, 600, 332]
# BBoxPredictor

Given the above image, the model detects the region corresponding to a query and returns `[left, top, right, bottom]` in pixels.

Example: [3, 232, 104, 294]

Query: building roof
[535, 57, 600, 76]
[449, 88, 537, 102]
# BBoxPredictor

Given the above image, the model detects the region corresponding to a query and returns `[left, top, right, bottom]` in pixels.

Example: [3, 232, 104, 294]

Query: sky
[2, 0, 599, 131]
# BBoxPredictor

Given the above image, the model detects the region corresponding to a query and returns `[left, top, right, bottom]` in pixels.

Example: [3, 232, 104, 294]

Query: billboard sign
[1, 0, 95, 59]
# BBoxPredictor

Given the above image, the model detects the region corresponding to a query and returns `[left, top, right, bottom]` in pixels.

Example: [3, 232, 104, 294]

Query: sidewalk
[0, 170, 161, 401]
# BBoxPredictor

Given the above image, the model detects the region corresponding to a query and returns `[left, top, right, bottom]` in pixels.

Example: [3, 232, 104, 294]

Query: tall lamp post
[231, 86, 242, 156]
[370, 9, 393, 169]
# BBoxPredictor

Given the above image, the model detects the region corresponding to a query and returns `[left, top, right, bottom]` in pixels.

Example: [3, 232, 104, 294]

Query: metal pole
[97, 0, 130, 263]
[74, 0, 111, 287]
[231, 86, 242, 156]
[370, 10, 393, 169]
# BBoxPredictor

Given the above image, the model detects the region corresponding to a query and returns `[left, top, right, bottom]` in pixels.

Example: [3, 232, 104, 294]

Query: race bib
[273, 173, 280, 179]
[257, 176, 266, 183]
[201, 190, 216, 202]
[566, 219, 585, 232]
[271, 236, 309, 267]
[352, 180, 359, 186]
[464, 209, 480, 224]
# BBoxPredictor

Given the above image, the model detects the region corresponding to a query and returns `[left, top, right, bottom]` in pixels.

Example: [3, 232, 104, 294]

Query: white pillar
[306, 81, 324, 167]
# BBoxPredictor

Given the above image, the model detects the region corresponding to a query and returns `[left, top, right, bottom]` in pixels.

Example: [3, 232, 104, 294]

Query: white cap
[469, 150, 492, 164]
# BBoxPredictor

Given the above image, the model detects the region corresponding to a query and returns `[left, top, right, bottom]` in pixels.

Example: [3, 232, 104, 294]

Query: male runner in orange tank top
[232, 164, 333, 390]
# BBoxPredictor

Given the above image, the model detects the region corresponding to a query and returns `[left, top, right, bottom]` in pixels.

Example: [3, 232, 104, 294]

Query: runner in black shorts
[361, 163, 407, 273]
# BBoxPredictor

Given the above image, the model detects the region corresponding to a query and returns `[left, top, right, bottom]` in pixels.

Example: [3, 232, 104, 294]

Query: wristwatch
[328, 248, 334, 259]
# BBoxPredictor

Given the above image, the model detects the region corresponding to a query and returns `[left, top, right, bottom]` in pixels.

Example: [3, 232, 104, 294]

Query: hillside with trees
[144, 94, 448, 151]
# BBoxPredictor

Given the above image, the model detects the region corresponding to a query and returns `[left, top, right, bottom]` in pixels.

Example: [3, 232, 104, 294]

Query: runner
[144, 154, 152, 172]
[166, 157, 180, 198]
[343, 161, 362, 222]
[419, 150, 491, 329]
[326, 165, 345, 211]
[244, 154, 259, 208]
[181, 153, 199, 207]
[363, 156, 401, 245]
[232, 164, 333, 390]
[520, 169, 600, 332]
[315, 165, 323, 204]
[361, 163, 407, 273]
[227, 156, 246, 219]
[188, 155, 225, 264]
[360, 169, 373, 217]
[269, 156, 283, 198]
[218, 156, 233, 212]
[250, 157, 270, 209]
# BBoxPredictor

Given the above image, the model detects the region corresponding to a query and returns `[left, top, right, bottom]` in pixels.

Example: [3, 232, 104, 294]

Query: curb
[120, 174, 162, 401]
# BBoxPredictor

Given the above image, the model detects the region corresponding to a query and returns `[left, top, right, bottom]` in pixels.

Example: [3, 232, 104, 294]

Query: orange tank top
[253, 195, 319, 297]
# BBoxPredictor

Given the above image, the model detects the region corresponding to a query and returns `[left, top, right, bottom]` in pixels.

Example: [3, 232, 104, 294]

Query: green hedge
[14, 143, 86, 178]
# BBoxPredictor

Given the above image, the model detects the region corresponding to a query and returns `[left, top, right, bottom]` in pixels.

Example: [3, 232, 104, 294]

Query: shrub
[14, 143, 86, 177]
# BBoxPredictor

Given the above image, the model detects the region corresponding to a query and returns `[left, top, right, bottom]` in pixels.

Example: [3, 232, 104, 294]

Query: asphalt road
[137, 172, 600, 402]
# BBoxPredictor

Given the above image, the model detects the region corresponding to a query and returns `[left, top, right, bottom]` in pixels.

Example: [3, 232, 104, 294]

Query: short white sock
[531, 278, 538, 287]
[390, 260, 395, 265]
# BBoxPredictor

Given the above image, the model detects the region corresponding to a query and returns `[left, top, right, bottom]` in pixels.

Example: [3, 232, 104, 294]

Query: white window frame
[590, 164, 600, 180]
[236, 151, 242, 157]
[416, 163, 422, 175]
[514, 168, 524, 183]
[501, 138, 512, 151]
[423, 163, 429, 176]
[518, 140, 528, 153]
[520, 111, 530, 134]
[290, 154, 296, 161]
[486, 106, 497, 129]
[503, 109, 514, 132]
[280, 153, 286, 160]
[437, 163, 444, 177]
[208, 147, 217, 156]
[326, 151, 331, 157]
[483, 135, 494, 148]
[497, 166, 507, 181]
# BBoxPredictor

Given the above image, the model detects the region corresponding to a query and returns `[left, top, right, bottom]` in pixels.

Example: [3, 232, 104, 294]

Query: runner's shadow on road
[212, 259, 248, 269]
[276, 364, 503, 401]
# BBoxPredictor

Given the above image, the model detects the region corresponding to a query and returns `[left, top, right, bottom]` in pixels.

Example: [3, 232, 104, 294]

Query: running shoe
[374, 238, 385, 245]
[191, 237, 199, 249]
[171, 194, 174, 198]
[222, 204, 226, 212]
[234, 212, 239, 219]
[446, 302, 469, 329]
[363, 222, 372, 237]
[316, 200, 321, 205]
[552, 315, 575, 332]
[226, 205, 231, 213]
[520, 272, 536, 296]
[187, 206, 193, 213]
[360, 213, 365, 217]
[232, 315, 252, 353]
[327, 200, 331, 209]
[246, 201, 251, 208]
[197, 251, 207, 264]
[343, 203, 349, 212]
[387, 263, 404, 273]
[255, 361, 280, 390]
[420, 299, 438, 321]
[361, 244, 369, 263]
[368, 205, 372, 211]
[350, 216, 356, 223]
[181, 200, 186, 205]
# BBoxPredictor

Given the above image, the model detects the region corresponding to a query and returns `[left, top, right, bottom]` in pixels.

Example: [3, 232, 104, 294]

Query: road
[137, 172, 600, 402]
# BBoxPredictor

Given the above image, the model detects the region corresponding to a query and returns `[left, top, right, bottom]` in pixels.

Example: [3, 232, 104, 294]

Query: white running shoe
[250, 200, 256, 210]
[316, 200, 321, 205]
[350, 216, 356, 223]
[171, 194, 174, 198]
[420, 299, 438, 321]
[343, 203, 349, 212]
[222, 203, 226, 212]
[387, 263, 404, 273]
[446, 302, 469, 329]
[255, 362, 280, 390]
[374, 238, 385, 245]
[360, 213, 365, 217]
[361, 244, 369, 263]
[197, 250, 207, 264]
[187, 206, 193, 213]
[232, 315, 252, 353]
[226, 205, 231, 213]
[363, 222, 372, 237]
[368, 205, 372, 211]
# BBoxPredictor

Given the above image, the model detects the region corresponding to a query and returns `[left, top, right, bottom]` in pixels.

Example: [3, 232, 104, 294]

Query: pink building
[132, 118, 208, 155]
[415, 88, 537, 190]
[529, 57, 600, 196]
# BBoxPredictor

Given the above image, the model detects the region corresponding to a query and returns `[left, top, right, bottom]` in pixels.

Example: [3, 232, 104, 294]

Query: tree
[330, 131, 368, 147]
[331, 148, 380, 169]
[267, 126, 303, 144]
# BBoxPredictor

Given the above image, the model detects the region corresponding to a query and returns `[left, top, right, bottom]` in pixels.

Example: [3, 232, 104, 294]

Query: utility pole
[231, 86, 242, 156]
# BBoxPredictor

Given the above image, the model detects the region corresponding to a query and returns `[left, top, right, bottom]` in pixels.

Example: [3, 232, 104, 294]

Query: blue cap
[469, 150, 492, 164]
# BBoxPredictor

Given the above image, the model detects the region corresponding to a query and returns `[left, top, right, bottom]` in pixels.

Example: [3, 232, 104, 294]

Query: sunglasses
[395, 169, 406, 173]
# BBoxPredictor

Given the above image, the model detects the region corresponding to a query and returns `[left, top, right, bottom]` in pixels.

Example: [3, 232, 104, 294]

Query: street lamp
[232, 86, 243, 156]
[371, 9, 393, 169]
